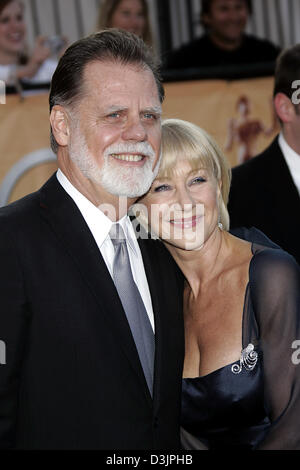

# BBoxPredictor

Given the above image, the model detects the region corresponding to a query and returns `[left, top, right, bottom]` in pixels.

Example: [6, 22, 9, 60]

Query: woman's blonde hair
[159, 119, 232, 230]
[97, 0, 153, 48]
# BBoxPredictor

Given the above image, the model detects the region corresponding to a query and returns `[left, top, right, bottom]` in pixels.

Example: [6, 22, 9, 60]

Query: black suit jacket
[0, 174, 184, 450]
[228, 137, 300, 265]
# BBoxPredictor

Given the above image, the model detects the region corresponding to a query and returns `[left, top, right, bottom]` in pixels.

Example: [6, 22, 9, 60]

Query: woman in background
[97, 0, 154, 48]
[0, 0, 65, 86]
[137, 118, 300, 450]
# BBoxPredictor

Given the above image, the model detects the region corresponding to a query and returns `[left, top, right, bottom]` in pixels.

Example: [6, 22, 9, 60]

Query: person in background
[0, 0, 65, 88]
[97, 0, 154, 48]
[228, 44, 300, 265]
[138, 118, 300, 450]
[165, 0, 280, 70]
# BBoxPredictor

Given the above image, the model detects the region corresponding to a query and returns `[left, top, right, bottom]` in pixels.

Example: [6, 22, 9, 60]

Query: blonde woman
[137, 119, 300, 450]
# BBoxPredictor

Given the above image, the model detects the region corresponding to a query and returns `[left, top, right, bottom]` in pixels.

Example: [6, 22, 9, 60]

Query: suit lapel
[137, 230, 184, 411]
[39, 175, 152, 403]
[137, 237, 162, 406]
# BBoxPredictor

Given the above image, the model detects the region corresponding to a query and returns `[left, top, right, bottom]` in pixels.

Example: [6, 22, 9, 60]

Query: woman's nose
[175, 187, 194, 209]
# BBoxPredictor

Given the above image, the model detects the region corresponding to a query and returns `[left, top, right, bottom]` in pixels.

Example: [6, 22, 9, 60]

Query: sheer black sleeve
[249, 248, 300, 449]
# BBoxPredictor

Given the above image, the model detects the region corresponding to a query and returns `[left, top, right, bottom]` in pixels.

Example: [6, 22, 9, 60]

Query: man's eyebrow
[103, 105, 162, 115]
[143, 106, 162, 115]
[104, 105, 128, 113]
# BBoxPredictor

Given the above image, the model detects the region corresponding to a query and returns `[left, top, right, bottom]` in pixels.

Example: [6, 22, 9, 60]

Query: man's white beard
[68, 129, 160, 198]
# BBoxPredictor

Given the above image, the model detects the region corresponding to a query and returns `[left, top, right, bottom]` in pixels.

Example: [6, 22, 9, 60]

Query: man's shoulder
[0, 173, 62, 225]
[0, 191, 43, 248]
[165, 35, 209, 68]
[231, 137, 280, 180]
[173, 35, 207, 54]
[243, 34, 281, 56]
[0, 190, 40, 222]
[0, 173, 59, 232]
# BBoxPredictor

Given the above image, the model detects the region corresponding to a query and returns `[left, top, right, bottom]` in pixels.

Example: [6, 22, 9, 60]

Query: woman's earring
[218, 215, 223, 230]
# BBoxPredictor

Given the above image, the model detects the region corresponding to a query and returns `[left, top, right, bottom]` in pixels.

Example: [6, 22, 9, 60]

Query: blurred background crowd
[1, 0, 297, 88]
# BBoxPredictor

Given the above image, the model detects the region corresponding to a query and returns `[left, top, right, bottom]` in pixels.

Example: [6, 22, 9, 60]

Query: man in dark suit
[228, 44, 300, 265]
[0, 30, 184, 449]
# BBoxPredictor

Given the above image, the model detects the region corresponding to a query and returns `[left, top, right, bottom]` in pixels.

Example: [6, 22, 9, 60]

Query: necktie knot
[110, 223, 126, 247]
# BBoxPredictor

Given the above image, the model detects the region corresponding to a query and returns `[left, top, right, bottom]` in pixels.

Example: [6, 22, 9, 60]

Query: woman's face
[110, 0, 146, 38]
[139, 157, 221, 251]
[0, 1, 26, 57]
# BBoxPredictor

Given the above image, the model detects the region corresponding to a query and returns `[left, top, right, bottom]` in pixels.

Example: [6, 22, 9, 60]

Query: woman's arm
[250, 249, 300, 449]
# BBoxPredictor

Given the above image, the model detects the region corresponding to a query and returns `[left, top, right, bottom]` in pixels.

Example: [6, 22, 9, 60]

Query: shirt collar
[112, 216, 139, 256]
[278, 132, 300, 167]
[56, 169, 138, 255]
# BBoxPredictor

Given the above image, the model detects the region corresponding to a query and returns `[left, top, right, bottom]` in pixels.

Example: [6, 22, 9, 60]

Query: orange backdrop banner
[0, 76, 278, 205]
[163, 76, 279, 167]
[0, 94, 57, 205]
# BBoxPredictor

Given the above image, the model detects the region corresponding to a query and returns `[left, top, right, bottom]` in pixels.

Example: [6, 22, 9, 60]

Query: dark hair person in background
[0, 0, 65, 87]
[165, 0, 280, 70]
[138, 118, 300, 450]
[228, 44, 300, 266]
[97, 0, 154, 48]
[0, 29, 184, 450]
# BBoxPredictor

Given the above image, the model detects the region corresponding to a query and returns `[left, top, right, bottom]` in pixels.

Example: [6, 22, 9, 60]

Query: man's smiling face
[67, 60, 162, 201]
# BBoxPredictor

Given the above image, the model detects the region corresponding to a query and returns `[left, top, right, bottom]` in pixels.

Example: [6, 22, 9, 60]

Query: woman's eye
[153, 184, 171, 192]
[190, 176, 206, 185]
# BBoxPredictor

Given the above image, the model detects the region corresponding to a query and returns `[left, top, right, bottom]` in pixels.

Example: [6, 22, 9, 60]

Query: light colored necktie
[110, 223, 155, 396]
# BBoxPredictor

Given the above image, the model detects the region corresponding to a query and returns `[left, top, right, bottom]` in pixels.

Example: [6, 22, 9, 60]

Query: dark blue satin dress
[181, 351, 270, 449]
[181, 235, 300, 450]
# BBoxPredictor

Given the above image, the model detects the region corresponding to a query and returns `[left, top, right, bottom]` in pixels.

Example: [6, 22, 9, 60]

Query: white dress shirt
[278, 132, 300, 196]
[56, 169, 155, 331]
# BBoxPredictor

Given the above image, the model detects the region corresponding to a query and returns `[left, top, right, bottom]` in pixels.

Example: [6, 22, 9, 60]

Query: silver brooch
[231, 343, 258, 374]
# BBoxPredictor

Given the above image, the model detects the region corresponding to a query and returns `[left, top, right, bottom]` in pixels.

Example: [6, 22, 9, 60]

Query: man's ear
[274, 93, 295, 124]
[50, 105, 71, 147]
